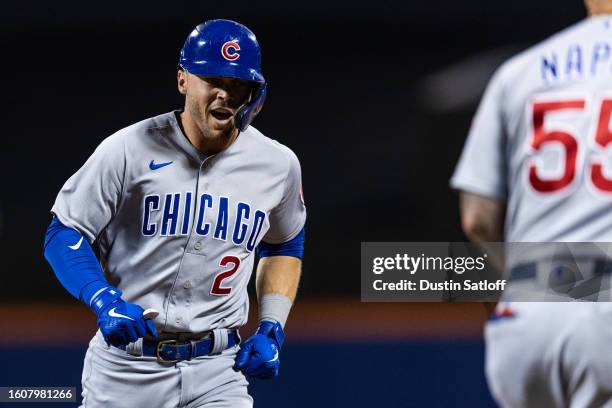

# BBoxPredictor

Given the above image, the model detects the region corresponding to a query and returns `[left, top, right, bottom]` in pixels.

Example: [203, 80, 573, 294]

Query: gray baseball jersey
[52, 111, 306, 334]
[451, 16, 612, 243]
[451, 16, 612, 407]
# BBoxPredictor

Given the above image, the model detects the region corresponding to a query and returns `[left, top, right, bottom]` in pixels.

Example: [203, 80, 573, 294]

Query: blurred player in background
[451, 1, 612, 406]
[44, 19, 306, 407]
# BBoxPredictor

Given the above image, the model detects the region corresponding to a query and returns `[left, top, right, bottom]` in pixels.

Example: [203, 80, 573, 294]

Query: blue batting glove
[234, 320, 285, 379]
[89, 287, 157, 347]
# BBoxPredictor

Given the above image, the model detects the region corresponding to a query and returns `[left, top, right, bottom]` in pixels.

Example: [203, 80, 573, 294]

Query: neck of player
[178, 111, 239, 156]
[586, 0, 612, 15]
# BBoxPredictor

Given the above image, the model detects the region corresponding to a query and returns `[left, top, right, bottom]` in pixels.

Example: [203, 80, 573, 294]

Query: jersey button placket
[184, 280, 193, 308]
[166, 160, 206, 331]
[190, 158, 209, 255]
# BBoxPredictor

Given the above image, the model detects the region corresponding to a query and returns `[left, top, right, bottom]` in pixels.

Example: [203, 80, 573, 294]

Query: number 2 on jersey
[529, 98, 612, 193]
[210, 256, 240, 296]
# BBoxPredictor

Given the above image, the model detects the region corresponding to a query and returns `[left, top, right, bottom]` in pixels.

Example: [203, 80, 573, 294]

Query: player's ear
[177, 69, 188, 95]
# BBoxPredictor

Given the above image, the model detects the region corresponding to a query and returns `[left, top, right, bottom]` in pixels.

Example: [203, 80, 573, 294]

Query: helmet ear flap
[234, 83, 267, 131]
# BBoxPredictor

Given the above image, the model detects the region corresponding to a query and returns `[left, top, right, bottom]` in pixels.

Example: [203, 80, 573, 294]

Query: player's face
[180, 71, 252, 142]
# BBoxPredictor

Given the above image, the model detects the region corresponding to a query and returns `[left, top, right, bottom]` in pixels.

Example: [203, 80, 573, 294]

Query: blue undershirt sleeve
[43, 216, 110, 305]
[257, 228, 305, 259]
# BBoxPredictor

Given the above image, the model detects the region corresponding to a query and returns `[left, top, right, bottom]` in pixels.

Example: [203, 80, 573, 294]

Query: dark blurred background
[0, 0, 588, 406]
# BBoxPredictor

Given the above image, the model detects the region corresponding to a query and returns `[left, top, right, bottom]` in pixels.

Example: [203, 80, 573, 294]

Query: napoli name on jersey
[52, 111, 306, 334]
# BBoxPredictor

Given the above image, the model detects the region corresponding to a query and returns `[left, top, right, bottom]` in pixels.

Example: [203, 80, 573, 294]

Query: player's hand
[233, 320, 285, 379]
[89, 287, 157, 347]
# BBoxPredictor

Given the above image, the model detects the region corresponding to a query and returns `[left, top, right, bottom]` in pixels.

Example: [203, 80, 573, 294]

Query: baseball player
[451, 2, 612, 406]
[43, 19, 306, 407]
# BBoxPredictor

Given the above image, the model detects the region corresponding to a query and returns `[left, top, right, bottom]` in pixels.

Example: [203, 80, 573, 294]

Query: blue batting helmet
[179, 19, 267, 132]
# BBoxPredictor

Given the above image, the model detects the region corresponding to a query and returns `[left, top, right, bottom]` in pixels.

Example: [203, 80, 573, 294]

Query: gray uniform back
[452, 18, 612, 407]
[52, 111, 306, 334]
[451, 16, 612, 242]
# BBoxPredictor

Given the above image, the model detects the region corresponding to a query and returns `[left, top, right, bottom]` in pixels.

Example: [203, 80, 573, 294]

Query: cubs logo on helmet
[222, 41, 241, 61]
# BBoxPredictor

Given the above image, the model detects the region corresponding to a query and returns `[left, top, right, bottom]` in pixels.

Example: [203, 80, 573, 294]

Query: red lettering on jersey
[210, 255, 241, 296]
[527, 97, 612, 194]
[528, 100, 584, 193]
[591, 100, 612, 192]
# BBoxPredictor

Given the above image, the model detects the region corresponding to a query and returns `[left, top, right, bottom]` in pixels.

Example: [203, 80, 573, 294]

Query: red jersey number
[529, 98, 612, 193]
[210, 256, 240, 296]
[591, 99, 612, 192]
[529, 100, 584, 192]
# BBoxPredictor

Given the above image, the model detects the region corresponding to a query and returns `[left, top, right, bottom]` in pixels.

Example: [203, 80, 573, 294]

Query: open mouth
[210, 108, 233, 121]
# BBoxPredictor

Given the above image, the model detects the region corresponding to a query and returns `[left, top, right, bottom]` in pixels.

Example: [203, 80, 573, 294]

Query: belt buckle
[156, 339, 179, 363]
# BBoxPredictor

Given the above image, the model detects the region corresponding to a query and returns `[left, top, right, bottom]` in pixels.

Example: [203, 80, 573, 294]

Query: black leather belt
[119, 330, 240, 363]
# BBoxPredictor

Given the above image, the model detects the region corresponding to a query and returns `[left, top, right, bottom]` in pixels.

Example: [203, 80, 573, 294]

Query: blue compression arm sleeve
[257, 228, 305, 259]
[43, 217, 109, 305]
